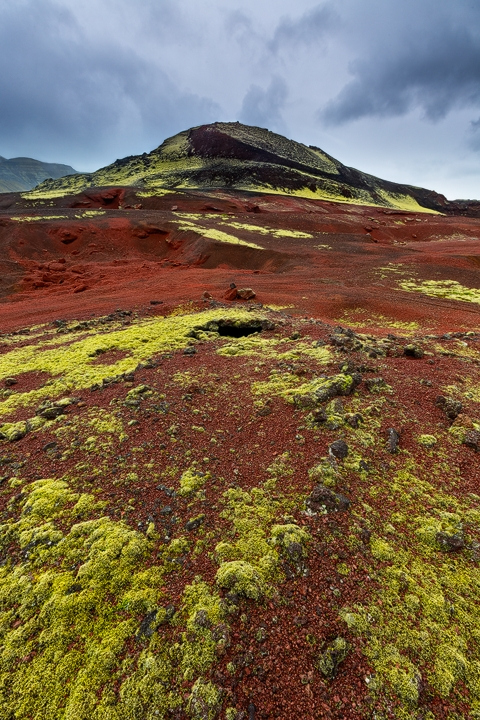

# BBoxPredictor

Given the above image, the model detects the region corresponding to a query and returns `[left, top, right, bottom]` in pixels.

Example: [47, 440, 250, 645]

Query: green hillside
[0, 156, 77, 193]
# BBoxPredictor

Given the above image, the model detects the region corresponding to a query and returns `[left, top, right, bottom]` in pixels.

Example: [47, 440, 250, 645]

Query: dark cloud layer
[269, 3, 338, 53]
[0, 0, 218, 168]
[239, 77, 288, 132]
[322, 2, 480, 125]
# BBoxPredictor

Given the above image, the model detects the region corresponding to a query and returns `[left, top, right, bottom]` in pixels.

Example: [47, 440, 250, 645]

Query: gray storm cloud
[322, 1, 480, 125]
[0, 0, 219, 168]
[239, 77, 288, 132]
[268, 3, 338, 53]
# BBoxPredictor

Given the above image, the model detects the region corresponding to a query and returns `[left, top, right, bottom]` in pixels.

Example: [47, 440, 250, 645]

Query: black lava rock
[386, 428, 400, 454]
[329, 439, 349, 459]
[306, 484, 350, 513]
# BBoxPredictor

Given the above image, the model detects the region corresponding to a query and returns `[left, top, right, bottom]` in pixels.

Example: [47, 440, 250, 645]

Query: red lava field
[1, 187, 480, 332]
[0, 187, 480, 720]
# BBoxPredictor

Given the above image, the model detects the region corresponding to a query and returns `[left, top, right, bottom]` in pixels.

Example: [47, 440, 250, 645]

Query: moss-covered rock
[216, 560, 266, 600]
[187, 678, 223, 720]
[0, 420, 28, 441]
[179, 468, 209, 497]
[316, 637, 349, 679]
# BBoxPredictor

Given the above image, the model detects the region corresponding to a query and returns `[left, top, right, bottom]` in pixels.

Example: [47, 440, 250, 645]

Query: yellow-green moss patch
[0, 307, 268, 418]
[400, 279, 480, 305]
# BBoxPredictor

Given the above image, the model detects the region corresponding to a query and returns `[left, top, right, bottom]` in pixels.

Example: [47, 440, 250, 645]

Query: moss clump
[179, 468, 210, 497]
[0, 419, 29, 441]
[215, 485, 304, 599]
[182, 579, 224, 632]
[124, 384, 153, 407]
[216, 560, 266, 600]
[316, 637, 349, 679]
[252, 371, 358, 403]
[380, 646, 422, 708]
[187, 678, 223, 720]
[418, 434, 437, 447]
[370, 537, 396, 561]
[270, 523, 310, 557]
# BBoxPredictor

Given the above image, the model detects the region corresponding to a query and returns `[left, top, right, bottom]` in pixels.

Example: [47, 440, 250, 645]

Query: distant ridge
[26, 122, 477, 213]
[0, 157, 77, 193]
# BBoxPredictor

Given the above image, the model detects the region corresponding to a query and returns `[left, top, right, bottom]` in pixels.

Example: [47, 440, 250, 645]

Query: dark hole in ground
[194, 318, 274, 339]
[217, 324, 261, 338]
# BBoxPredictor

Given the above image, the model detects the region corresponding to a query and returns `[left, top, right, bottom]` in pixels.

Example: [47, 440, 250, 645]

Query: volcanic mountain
[0, 155, 77, 193]
[29, 121, 473, 214]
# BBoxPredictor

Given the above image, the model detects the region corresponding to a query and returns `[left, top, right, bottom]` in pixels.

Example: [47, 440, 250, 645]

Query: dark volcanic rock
[306, 484, 351, 513]
[436, 395, 463, 421]
[329, 439, 349, 459]
[463, 430, 480, 451]
[386, 428, 400, 454]
[436, 532, 465, 552]
[404, 344, 424, 359]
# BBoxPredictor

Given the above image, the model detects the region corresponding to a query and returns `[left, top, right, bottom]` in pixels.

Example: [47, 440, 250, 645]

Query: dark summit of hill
[0, 156, 77, 193]
[26, 122, 479, 214]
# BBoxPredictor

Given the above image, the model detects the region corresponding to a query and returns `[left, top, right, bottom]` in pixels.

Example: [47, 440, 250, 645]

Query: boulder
[237, 288, 256, 300]
[306, 484, 350, 513]
[329, 439, 349, 459]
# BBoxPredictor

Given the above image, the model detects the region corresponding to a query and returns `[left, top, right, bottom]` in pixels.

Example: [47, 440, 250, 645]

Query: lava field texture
[1, 124, 480, 720]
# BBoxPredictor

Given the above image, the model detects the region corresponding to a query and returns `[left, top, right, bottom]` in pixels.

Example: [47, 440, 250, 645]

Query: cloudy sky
[1, 0, 480, 199]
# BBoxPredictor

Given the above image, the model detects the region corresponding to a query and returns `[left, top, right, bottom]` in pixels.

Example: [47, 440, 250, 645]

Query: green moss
[0, 479, 168, 719]
[0, 307, 268, 419]
[221, 220, 312, 239]
[124, 384, 153, 407]
[370, 537, 396, 561]
[418, 434, 438, 447]
[214, 485, 307, 600]
[0, 420, 29, 441]
[10, 215, 68, 222]
[308, 459, 338, 488]
[182, 580, 224, 632]
[270, 523, 310, 555]
[252, 371, 353, 401]
[174, 217, 263, 249]
[316, 637, 349, 678]
[0, 477, 244, 718]
[341, 459, 480, 714]
[377, 190, 439, 214]
[216, 560, 267, 600]
[217, 335, 331, 363]
[178, 468, 210, 497]
[336, 309, 420, 334]
[187, 678, 222, 720]
[400, 279, 480, 305]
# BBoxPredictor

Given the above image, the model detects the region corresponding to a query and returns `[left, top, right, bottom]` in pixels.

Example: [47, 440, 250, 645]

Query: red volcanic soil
[1, 187, 480, 333]
[1, 187, 480, 720]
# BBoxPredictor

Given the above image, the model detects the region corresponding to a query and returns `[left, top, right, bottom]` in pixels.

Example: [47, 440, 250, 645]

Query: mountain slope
[28, 122, 450, 212]
[0, 156, 77, 193]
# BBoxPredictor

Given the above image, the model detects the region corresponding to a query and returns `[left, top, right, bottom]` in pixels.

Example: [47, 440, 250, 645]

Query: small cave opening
[217, 323, 261, 338]
[194, 318, 274, 339]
